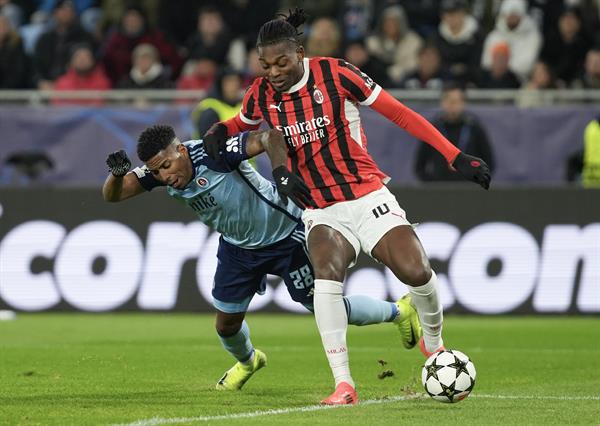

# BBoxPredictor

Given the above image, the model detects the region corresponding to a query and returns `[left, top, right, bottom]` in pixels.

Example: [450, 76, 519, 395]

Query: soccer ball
[421, 349, 476, 403]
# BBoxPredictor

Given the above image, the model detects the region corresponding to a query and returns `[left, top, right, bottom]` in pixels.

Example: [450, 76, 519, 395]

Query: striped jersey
[132, 136, 303, 249]
[238, 56, 389, 208]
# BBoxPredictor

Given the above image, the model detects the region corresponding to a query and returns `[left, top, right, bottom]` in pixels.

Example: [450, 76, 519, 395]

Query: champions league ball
[422, 349, 476, 403]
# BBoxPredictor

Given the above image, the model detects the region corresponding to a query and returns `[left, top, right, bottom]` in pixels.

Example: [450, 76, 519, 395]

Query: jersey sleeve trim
[239, 112, 262, 125]
[359, 84, 382, 106]
[222, 132, 251, 169]
[132, 166, 164, 191]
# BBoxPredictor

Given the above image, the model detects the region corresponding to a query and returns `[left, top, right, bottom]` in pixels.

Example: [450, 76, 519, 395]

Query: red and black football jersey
[238, 57, 389, 208]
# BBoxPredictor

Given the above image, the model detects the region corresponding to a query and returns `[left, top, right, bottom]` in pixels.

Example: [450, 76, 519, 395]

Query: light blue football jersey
[132, 134, 302, 249]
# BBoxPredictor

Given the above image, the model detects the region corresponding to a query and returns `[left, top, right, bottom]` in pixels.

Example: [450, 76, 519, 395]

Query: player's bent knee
[312, 262, 345, 282]
[403, 265, 432, 287]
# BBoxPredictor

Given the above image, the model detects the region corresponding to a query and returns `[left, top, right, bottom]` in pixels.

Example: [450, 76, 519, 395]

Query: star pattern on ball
[465, 375, 476, 392]
[448, 355, 470, 377]
[439, 380, 458, 402]
[425, 358, 444, 381]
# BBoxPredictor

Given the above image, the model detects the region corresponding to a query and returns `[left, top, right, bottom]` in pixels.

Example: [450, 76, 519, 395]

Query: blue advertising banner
[0, 105, 598, 185]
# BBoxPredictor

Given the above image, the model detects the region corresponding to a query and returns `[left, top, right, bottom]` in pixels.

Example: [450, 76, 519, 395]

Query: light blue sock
[219, 320, 254, 363]
[344, 295, 397, 326]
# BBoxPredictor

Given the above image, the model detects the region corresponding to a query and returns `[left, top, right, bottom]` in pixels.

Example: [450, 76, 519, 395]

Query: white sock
[314, 279, 354, 388]
[408, 270, 444, 353]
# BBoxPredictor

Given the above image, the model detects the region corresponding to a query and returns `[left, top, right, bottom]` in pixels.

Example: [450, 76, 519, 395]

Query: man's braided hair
[256, 8, 308, 48]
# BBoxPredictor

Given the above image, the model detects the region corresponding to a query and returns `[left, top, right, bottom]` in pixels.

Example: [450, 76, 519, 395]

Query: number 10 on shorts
[372, 203, 390, 219]
[290, 265, 314, 289]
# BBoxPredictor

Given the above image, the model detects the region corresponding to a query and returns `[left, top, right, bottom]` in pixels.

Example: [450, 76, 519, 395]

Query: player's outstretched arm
[102, 150, 145, 202]
[370, 90, 491, 189]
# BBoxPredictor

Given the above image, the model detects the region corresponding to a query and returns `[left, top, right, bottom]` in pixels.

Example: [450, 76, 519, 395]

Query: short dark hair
[256, 8, 308, 48]
[442, 81, 466, 95]
[137, 124, 176, 162]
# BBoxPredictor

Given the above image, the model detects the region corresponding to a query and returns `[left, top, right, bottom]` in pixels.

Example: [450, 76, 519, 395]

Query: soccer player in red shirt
[204, 9, 491, 405]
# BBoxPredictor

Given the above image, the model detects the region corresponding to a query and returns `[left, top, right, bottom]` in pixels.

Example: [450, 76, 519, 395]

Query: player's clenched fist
[203, 123, 228, 160]
[452, 152, 491, 190]
[106, 150, 132, 177]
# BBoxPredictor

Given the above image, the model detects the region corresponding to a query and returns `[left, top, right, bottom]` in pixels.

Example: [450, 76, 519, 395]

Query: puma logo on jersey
[269, 102, 282, 112]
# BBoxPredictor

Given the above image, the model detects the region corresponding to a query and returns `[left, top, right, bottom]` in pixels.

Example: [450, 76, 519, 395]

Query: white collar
[284, 57, 310, 94]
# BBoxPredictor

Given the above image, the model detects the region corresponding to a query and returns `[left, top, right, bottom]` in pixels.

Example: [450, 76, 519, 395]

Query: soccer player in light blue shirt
[103, 125, 403, 391]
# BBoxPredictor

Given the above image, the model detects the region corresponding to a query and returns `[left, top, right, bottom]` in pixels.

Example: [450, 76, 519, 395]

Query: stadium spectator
[0, 0, 24, 28]
[117, 43, 172, 89]
[18, 9, 51, 55]
[366, 4, 423, 85]
[470, 0, 501, 34]
[191, 67, 243, 139]
[38, 0, 102, 35]
[305, 17, 342, 58]
[401, 44, 445, 90]
[176, 57, 217, 94]
[572, 46, 600, 89]
[540, 7, 591, 85]
[399, 0, 442, 38]
[101, 4, 182, 85]
[38, 0, 97, 16]
[343, 38, 390, 88]
[517, 60, 559, 108]
[33, 0, 94, 89]
[339, 0, 375, 42]
[0, 14, 29, 88]
[477, 41, 521, 89]
[155, 0, 199, 47]
[523, 60, 558, 89]
[415, 83, 494, 181]
[185, 6, 232, 65]
[241, 47, 263, 87]
[223, 0, 280, 50]
[481, 0, 542, 82]
[52, 43, 111, 105]
[432, 0, 483, 85]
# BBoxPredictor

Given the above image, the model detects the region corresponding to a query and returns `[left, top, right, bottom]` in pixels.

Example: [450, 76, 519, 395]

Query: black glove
[203, 123, 228, 160]
[452, 152, 491, 190]
[106, 150, 131, 177]
[272, 166, 315, 208]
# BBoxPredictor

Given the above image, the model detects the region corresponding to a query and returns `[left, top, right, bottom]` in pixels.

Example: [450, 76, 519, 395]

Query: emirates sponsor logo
[275, 115, 331, 147]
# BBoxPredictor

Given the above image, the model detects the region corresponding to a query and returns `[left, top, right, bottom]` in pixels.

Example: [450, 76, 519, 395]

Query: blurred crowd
[0, 0, 599, 98]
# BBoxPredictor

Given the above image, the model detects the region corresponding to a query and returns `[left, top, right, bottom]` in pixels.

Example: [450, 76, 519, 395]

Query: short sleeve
[131, 165, 164, 191]
[239, 80, 263, 125]
[221, 132, 251, 169]
[336, 59, 382, 106]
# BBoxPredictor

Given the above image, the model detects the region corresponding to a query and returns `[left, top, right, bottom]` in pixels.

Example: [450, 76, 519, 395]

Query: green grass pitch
[1, 314, 599, 425]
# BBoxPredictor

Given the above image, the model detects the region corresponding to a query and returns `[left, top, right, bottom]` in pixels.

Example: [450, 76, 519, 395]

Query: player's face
[258, 42, 304, 92]
[145, 143, 193, 189]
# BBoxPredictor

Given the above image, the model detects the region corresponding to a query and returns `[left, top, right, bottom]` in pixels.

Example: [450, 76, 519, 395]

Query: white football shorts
[302, 186, 412, 266]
